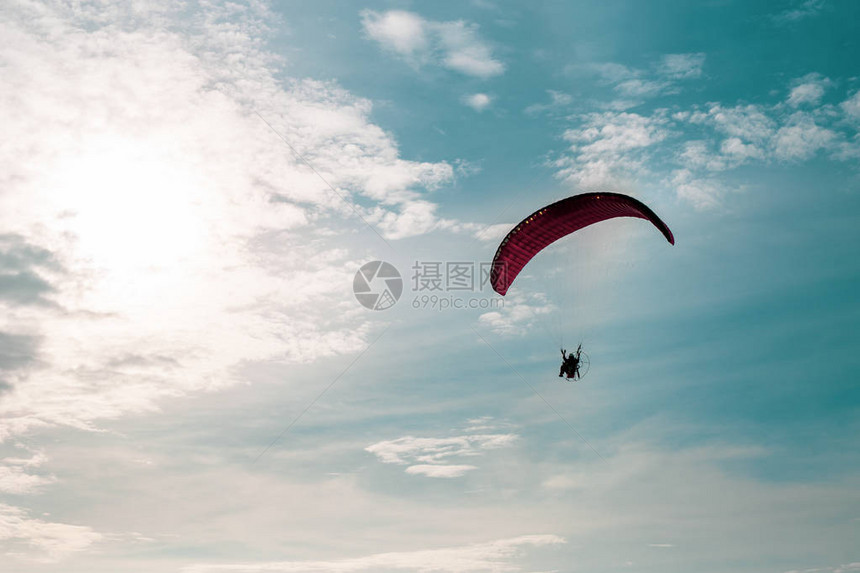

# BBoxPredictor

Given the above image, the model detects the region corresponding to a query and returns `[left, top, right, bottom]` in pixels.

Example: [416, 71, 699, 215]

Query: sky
[1, 0, 859, 572]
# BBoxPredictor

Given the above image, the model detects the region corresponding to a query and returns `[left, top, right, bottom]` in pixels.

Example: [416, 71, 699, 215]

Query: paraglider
[489, 192, 674, 380]
[489, 192, 674, 296]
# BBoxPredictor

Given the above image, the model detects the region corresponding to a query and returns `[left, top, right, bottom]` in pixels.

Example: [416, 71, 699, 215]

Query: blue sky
[1, 1, 858, 572]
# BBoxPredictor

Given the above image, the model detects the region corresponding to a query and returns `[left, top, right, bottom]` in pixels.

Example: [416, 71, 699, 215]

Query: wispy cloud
[405, 464, 478, 478]
[524, 89, 573, 116]
[366, 421, 518, 477]
[0, 504, 102, 563]
[478, 291, 554, 336]
[0, 448, 54, 495]
[582, 53, 705, 105]
[773, 0, 826, 24]
[435, 20, 505, 78]
[787, 74, 832, 107]
[670, 169, 725, 210]
[614, 78, 670, 99]
[784, 563, 860, 573]
[841, 91, 860, 122]
[362, 10, 504, 78]
[182, 534, 565, 573]
[464, 93, 492, 112]
[659, 53, 706, 79]
[359, 10, 428, 58]
[473, 223, 512, 242]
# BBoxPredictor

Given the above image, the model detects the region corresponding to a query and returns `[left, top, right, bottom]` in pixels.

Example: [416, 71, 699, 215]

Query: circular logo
[353, 260, 403, 310]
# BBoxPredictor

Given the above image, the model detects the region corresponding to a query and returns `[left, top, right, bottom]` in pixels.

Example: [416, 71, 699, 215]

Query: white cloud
[694, 104, 777, 144]
[584, 54, 703, 105]
[370, 199, 441, 239]
[659, 53, 706, 79]
[362, 10, 504, 78]
[557, 112, 668, 188]
[841, 91, 860, 122]
[614, 78, 669, 99]
[524, 90, 572, 116]
[772, 112, 836, 160]
[473, 223, 512, 242]
[435, 20, 505, 78]
[589, 63, 670, 100]
[720, 136, 765, 163]
[464, 416, 512, 432]
[406, 464, 478, 478]
[182, 534, 566, 573]
[542, 474, 579, 491]
[477, 289, 555, 336]
[773, 0, 825, 23]
[367, 433, 518, 464]
[679, 140, 724, 171]
[590, 62, 637, 84]
[464, 93, 492, 112]
[0, 449, 54, 495]
[0, 504, 102, 563]
[548, 90, 573, 106]
[784, 563, 860, 573]
[366, 423, 518, 477]
[565, 112, 668, 157]
[670, 169, 724, 210]
[359, 10, 428, 58]
[788, 77, 829, 107]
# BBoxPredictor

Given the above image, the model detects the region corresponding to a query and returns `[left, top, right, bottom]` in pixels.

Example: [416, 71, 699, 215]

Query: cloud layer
[0, 0, 460, 561]
[183, 534, 565, 573]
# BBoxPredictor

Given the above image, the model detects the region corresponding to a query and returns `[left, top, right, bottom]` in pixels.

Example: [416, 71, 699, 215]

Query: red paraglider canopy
[490, 192, 674, 296]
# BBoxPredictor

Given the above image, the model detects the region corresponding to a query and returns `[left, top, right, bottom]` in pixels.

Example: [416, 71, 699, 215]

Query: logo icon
[353, 261, 403, 310]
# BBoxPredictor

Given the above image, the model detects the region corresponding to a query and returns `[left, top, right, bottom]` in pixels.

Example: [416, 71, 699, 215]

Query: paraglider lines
[252, 325, 390, 464]
[470, 327, 605, 462]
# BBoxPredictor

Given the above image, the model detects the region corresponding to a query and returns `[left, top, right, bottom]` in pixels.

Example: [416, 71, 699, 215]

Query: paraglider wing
[490, 192, 674, 296]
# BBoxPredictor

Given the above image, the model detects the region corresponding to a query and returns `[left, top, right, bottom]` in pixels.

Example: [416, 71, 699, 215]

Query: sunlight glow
[47, 135, 210, 315]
